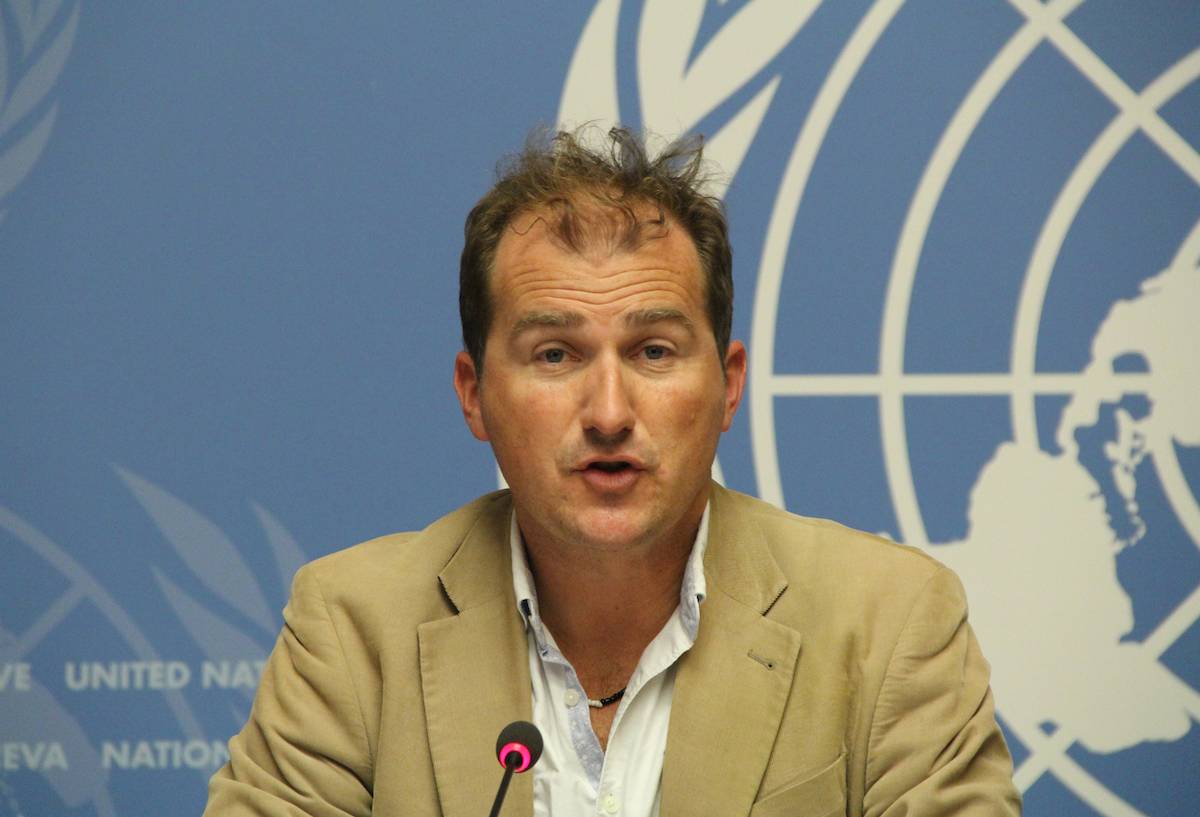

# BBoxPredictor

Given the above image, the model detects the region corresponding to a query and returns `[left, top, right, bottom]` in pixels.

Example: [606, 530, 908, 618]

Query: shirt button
[563, 689, 580, 707]
[601, 793, 619, 813]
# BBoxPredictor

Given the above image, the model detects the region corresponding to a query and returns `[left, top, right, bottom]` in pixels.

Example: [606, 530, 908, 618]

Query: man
[204, 128, 1021, 816]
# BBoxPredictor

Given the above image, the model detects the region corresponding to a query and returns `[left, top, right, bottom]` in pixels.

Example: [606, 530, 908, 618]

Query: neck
[518, 510, 703, 674]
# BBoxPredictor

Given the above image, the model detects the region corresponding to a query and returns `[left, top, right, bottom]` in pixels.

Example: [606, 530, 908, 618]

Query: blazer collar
[436, 490, 514, 613]
[661, 482, 802, 815]
[704, 481, 789, 615]
[420, 492, 534, 817]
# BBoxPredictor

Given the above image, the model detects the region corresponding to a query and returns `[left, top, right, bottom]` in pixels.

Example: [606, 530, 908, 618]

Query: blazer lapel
[661, 485, 803, 816]
[419, 497, 534, 817]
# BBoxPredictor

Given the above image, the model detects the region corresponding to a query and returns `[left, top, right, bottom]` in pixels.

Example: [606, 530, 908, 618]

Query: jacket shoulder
[720, 488, 956, 614]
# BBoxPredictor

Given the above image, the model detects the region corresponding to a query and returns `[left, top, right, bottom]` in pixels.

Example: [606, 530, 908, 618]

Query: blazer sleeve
[203, 563, 374, 817]
[863, 566, 1022, 816]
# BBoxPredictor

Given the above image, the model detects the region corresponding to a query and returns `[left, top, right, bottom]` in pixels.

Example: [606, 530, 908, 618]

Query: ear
[721, 340, 747, 432]
[453, 351, 490, 441]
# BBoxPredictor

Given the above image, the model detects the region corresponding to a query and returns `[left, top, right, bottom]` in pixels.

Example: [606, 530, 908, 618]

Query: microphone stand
[487, 755, 520, 817]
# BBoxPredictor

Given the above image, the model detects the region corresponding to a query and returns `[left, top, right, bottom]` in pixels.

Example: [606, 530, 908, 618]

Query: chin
[566, 509, 660, 552]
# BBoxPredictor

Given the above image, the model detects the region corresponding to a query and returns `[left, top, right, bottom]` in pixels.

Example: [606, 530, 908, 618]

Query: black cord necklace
[587, 687, 626, 709]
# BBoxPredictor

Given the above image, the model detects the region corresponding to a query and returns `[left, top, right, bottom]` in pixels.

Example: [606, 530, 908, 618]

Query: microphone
[488, 721, 543, 817]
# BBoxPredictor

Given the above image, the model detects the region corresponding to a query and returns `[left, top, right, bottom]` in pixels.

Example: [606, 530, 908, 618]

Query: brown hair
[459, 126, 732, 372]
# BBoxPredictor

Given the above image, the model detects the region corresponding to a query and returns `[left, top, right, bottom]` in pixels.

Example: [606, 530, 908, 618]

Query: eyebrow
[509, 307, 697, 340]
[510, 310, 585, 339]
[624, 307, 695, 334]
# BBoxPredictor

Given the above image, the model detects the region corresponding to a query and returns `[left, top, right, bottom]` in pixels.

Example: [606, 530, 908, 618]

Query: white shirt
[509, 508, 708, 817]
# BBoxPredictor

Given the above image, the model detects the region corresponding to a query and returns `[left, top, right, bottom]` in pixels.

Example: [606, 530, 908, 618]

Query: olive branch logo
[0, 0, 80, 222]
[560, 0, 819, 195]
[118, 468, 306, 718]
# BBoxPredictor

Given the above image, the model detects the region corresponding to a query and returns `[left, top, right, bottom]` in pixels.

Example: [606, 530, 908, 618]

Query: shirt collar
[510, 503, 710, 640]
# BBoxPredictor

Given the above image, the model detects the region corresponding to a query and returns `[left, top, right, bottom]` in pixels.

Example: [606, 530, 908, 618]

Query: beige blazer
[204, 484, 1021, 816]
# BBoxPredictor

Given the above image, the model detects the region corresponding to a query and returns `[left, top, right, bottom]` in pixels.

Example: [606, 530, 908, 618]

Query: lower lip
[579, 467, 642, 493]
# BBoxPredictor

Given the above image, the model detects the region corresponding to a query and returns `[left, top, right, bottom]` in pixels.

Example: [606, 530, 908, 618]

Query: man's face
[453, 208, 746, 555]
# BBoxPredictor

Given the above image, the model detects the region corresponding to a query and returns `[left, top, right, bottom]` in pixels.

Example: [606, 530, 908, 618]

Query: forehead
[489, 206, 706, 318]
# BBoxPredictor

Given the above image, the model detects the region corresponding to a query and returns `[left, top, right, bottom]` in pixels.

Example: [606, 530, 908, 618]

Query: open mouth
[578, 458, 642, 491]
[587, 461, 633, 473]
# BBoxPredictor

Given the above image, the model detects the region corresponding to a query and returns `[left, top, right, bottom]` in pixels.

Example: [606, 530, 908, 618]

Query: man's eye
[540, 349, 567, 364]
[643, 345, 669, 361]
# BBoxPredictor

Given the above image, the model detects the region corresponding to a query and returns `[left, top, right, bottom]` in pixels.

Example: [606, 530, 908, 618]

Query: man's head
[453, 127, 745, 557]
[459, 126, 733, 373]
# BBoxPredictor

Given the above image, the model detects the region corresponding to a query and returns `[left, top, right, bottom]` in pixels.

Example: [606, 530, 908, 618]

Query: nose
[581, 352, 635, 442]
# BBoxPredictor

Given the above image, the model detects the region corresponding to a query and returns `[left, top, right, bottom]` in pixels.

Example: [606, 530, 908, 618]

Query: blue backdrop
[3, 2, 1199, 815]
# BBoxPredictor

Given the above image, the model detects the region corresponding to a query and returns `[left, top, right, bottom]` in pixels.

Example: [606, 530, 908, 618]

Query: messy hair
[459, 126, 732, 372]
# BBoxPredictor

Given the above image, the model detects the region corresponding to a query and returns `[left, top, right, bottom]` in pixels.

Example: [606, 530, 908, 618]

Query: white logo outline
[559, 2, 1200, 813]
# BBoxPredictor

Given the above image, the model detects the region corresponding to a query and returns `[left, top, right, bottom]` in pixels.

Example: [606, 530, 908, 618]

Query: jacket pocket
[748, 752, 846, 817]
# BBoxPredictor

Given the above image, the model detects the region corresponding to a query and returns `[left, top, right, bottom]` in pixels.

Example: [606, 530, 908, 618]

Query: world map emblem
[559, 2, 1200, 814]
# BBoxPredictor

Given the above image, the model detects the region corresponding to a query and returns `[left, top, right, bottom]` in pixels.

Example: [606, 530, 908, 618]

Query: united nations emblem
[559, 2, 1200, 814]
